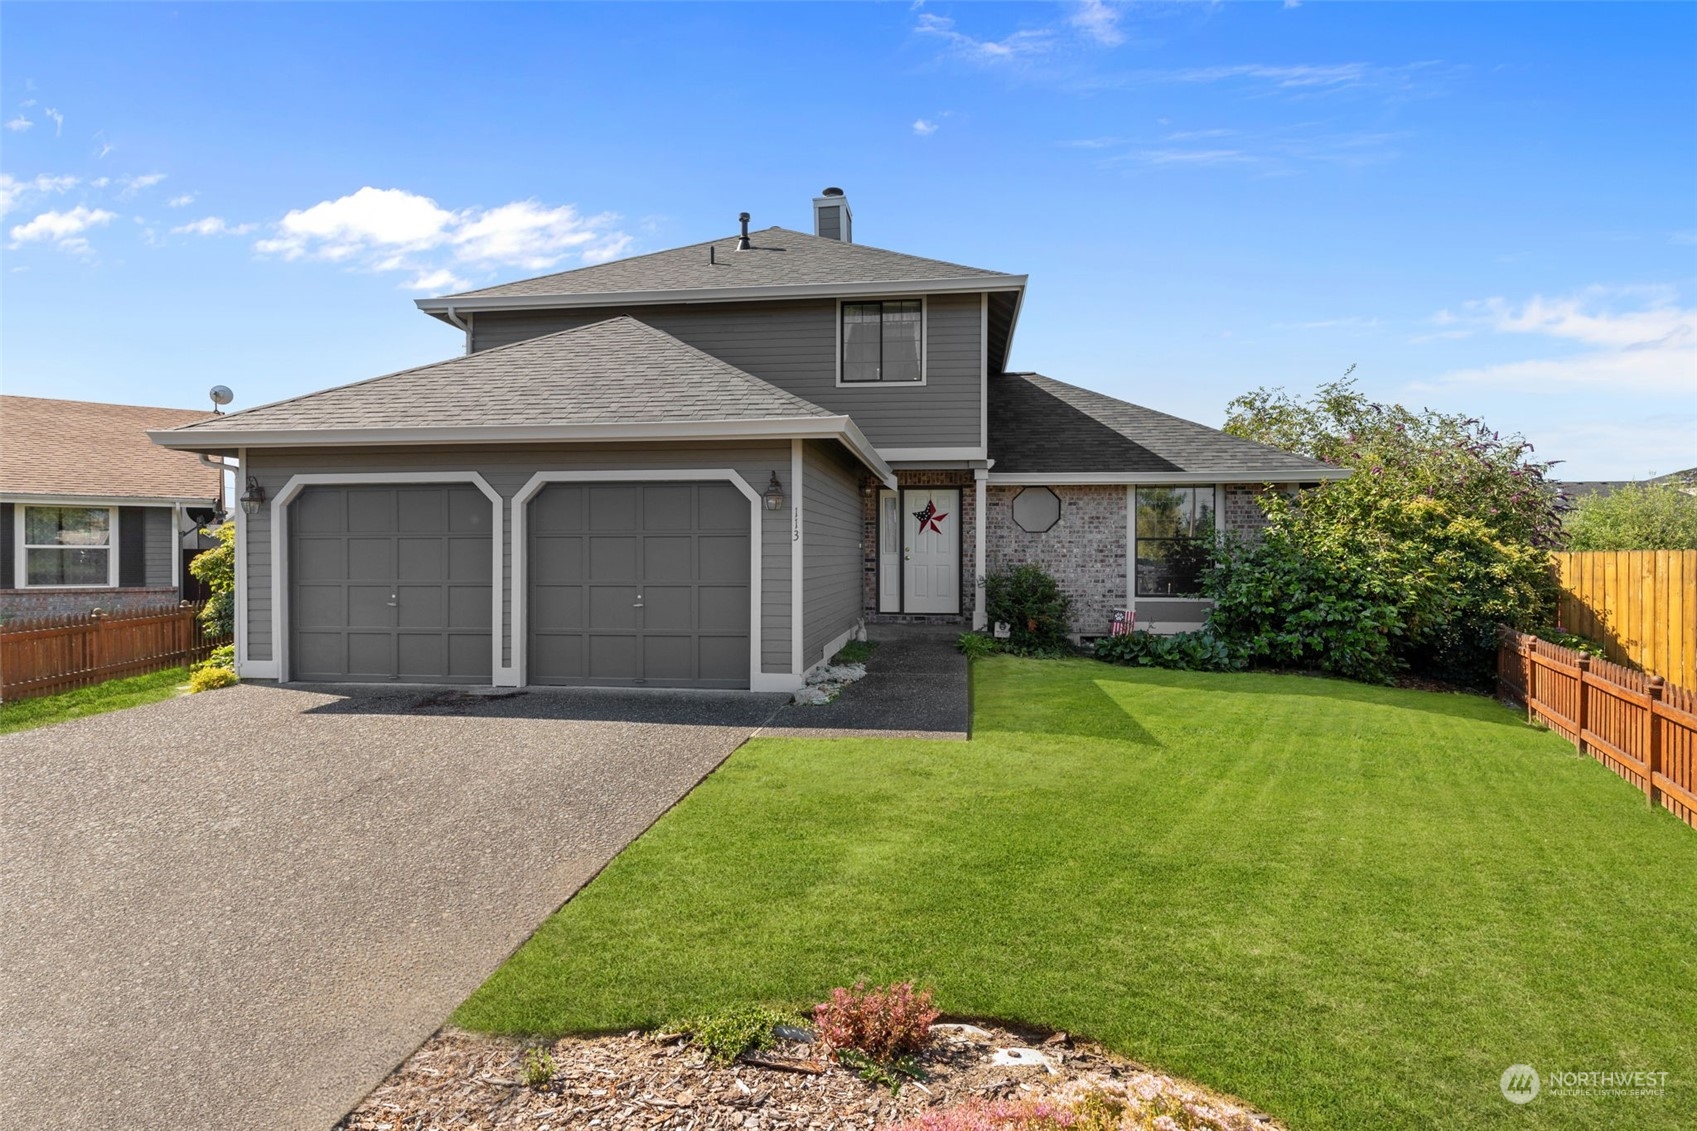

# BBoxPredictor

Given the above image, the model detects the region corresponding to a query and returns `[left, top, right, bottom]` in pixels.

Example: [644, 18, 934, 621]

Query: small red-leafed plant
[812, 981, 940, 1063]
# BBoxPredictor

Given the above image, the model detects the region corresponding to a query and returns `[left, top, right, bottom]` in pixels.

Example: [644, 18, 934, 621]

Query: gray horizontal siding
[802, 440, 864, 666]
[243, 442, 794, 675]
[143, 506, 174, 589]
[469, 294, 985, 451]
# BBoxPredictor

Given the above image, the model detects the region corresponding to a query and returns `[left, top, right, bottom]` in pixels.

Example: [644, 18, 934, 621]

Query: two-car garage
[285, 479, 752, 690]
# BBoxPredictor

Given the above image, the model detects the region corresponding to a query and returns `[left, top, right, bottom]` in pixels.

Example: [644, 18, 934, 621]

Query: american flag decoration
[912, 498, 948, 535]
[1109, 608, 1134, 636]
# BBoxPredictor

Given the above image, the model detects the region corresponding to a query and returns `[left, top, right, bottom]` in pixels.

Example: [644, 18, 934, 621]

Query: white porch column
[973, 467, 988, 630]
[791, 438, 804, 675]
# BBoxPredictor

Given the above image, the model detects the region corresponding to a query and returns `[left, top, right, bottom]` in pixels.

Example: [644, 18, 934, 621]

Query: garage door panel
[588, 486, 639, 531]
[346, 490, 397, 533]
[588, 585, 639, 630]
[699, 585, 749, 632]
[588, 536, 637, 580]
[448, 536, 493, 582]
[588, 635, 638, 679]
[348, 538, 395, 580]
[448, 585, 493, 629]
[396, 585, 444, 629]
[398, 538, 444, 580]
[643, 536, 694, 582]
[528, 480, 750, 689]
[531, 585, 583, 630]
[699, 535, 749, 581]
[289, 484, 492, 684]
[642, 586, 693, 631]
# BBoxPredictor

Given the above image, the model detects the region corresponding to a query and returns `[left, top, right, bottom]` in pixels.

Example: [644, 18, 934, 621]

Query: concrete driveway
[0, 683, 786, 1130]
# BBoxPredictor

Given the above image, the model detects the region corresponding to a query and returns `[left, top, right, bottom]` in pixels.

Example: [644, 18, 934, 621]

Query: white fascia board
[415, 276, 1028, 315]
[0, 492, 213, 507]
[150, 416, 895, 487]
[988, 469, 1352, 485]
[878, 446, 987, 463]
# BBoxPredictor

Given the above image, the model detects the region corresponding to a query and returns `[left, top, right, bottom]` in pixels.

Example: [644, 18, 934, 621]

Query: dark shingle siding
[988, 372, 1338, 477]
[443, 227, 1018, 300]
[170, 317, 837, 434]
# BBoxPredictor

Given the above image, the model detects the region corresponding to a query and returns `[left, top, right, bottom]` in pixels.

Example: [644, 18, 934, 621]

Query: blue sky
[3, 1, 1692, 479]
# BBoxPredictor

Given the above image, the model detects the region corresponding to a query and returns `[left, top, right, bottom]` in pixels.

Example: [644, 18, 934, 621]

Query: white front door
[902, 488, 960, 614]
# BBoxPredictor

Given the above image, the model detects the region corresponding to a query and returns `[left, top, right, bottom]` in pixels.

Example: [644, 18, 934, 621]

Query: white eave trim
[149, 416, 896, 488]
[415, 275, 1028, 315]
[987, 469, 1352, 485]
[0, 492, 217, 507]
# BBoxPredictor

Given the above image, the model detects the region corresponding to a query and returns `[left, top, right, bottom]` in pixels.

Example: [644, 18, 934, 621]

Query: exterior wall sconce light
[240, 476, 267, 515]
[762, 472, 785, 512]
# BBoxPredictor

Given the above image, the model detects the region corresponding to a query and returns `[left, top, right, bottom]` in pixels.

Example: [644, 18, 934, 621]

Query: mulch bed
[338, 1022, 1284, 1130]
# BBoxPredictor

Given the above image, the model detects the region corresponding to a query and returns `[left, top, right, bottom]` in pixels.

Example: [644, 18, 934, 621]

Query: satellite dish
[209, 385, 233, 414]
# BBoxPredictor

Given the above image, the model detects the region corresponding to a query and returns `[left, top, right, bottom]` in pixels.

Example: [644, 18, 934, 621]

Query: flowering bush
[188, 665, 238, 693]
[812, 981, 938, 1063]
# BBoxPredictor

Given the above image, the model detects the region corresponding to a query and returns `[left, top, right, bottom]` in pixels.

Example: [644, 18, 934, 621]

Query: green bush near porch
[455, 657, 1697, 1131]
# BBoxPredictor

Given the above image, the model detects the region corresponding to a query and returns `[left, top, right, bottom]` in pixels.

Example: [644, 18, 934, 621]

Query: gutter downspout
[442, 305, 471, 355]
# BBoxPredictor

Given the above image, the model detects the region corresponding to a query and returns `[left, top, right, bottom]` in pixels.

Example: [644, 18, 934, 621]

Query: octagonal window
[1011, 486, 1062, 534]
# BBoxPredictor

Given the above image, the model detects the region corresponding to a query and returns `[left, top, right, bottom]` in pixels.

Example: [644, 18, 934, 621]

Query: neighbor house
[150, 190, 1344, 690]
[2, 395, 224, 619]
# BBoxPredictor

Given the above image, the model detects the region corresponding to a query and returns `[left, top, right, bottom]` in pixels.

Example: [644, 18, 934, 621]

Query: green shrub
[955, 632, 998, 659]
[188, 666, 238, 693]
[520, 1046, 556, 1088]
[194, 644, 235, 673]
[1095, 628, 1243, 672]
[666, 1004, 799, 1064]
[1533, 627, 1607, 658]
[1563, 479, 1697, 550]
[984, 565, 1074, 657]
[190, 524, 235, 637]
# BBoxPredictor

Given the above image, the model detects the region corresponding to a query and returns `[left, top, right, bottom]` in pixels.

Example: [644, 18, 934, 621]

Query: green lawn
[456, 657, 1697, 1130]
[0, 667, 190, 735]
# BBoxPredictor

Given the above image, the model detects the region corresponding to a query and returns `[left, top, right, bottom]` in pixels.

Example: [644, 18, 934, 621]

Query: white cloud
[167, 193, 196, 208]
[913, 118, 939, 137]
[1429, 287, 1696, 394]
[172, 216, 256, 237]
[5, 115, 32, 132]
[402, 268, 471, 293]
[0, 173, 78, 215]
[119, 172, 167, 196]
[1166, 63, 1372, 88]
[44, 107, 63, 135]
[916, 12, 1054, 62]
[255, 186, 631, 278]
[8, 205, 117, 253]
[1070, 0, 1124, 46]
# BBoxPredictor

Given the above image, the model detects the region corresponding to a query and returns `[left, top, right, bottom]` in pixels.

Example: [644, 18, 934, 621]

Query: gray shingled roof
[988, 372, 1343, 477]
[442, 227, 1019, 300]
[170, 316, 836, 433]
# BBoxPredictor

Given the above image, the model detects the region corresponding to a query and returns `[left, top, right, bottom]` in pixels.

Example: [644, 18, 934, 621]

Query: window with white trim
[1135, 487, 1215, 598]
[21, 506, 115, 587]
[841, 299, 922, 383]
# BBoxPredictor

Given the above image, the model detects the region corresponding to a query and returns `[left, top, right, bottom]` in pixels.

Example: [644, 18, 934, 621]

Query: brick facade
[0, 586, 183, 622]
[985, 485, 1127, 638]
[1221, 483, 1280, 539]
[862, 470, 977, 625]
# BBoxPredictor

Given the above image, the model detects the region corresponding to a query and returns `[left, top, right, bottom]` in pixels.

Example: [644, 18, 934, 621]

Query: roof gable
[432, 227, 1020, 302]
[988, 373, 1345, 479]
[1, 396, 220, 500]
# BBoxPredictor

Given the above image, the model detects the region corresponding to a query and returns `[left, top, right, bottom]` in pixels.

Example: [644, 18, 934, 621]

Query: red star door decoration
[912, 498, 948, 535]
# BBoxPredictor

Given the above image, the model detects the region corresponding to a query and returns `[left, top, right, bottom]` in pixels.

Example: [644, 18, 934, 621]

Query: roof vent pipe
[736, 212, 751, 251]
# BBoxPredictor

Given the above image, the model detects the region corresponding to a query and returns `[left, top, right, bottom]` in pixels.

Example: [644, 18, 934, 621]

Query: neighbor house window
[841, 299, 922, 383]
[21, 506, 114, 587]
[1135, 487, 1215, 597]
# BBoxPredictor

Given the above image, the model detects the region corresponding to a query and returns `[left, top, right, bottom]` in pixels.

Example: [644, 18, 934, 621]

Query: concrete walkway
[0, 684, 785, 1131]
[760, 624, 971, 739]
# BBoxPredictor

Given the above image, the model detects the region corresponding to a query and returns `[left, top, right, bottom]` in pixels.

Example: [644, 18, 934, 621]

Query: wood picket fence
[1499, 627, 1697, 829]
[1551, 550, 1696, 691]
[0, 603, 230, 703]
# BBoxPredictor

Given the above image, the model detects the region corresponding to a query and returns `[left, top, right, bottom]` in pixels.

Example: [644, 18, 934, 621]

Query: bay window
[1135, 487, 1216, 598]
[841, 299, 922, 383]
[21, 505, 115, 587]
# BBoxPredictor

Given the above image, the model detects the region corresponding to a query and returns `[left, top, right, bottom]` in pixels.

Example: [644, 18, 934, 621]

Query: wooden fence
[1, 603, 230, 703]
[1552, 550, 1696, 691]
[1499, 628, 1697, 829]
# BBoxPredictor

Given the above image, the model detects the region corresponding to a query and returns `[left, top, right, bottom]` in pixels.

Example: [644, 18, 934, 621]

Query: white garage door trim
[269, 472, 506, 685]
[512, 470, 780, 691]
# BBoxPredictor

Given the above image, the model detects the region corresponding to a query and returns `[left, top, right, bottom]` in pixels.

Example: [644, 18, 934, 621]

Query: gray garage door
[290, 485, 493, 683]
[529, 482, 750, 688]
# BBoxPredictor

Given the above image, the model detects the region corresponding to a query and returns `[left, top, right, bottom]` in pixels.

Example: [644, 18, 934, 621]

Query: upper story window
[20, 505, 115, 588]
[1135, 486, 1216, 598]
[841, 299, 923, 383]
